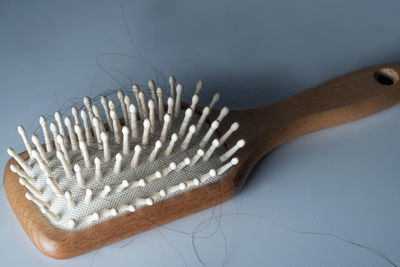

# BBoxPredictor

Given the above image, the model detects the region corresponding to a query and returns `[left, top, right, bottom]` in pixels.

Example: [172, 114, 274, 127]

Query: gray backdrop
[0, 0, 399, 266]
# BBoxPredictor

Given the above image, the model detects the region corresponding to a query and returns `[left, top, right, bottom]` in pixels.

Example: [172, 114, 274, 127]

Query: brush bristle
[8, 77, 245, 231]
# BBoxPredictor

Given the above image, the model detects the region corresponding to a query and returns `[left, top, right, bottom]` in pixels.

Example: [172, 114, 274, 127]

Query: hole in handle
[374, 68, 399, 85]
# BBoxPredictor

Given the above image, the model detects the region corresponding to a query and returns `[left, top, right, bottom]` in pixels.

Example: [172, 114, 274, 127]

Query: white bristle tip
[129, 104, 136, 112]
[56, 135, 63, 144]
[54, 111, 61, 120]
[211, 121, 219, 129]
[64, 117, 72, 126]
[83, 96, 91, 105]
[49, 122, 57, 132]
[100, 132, 108, 140]
[85, 188, 93, 204]
[203, 106, 211, 114]
[102, 208, 117, 218]
[74, 124, 82, 134]
[184, 157, 191, 164]
[164, 114, 171, 122]
[237, 140, 246, 147]
[17, 125, 25, 135]
[120, 204, 135, 213]
[231, 122, 240, 130]
[231, 157, 239, 165]
[80, 109, 88, 118]
[101, 185, 111, 198]
[185, 108, 193, 116]
[86, 213, 99, 223]
[110, 109, 116, 119]
[169, 162, 177, 170]
[39, 116, 46, 124]
[159, 190, 167, 197]
[31, 150, 40, 159]
[148, 80, 155, 88]
[220, 107, 229, 115]
[117, 90, 124, 98]
[73, 163, 81, 172]
[146, 198, 154, 206]
[31, 135, 39, 142]
[108, 100, 115, 109]
[92, 117, 99, 126]
[148, 100, 155, 108]
[68, 219, 76, 229]
[10, 164, 18, 173]
[189, 125, 196, 133]
[122, 126, 129, 135]
[179, 182, 186, 190]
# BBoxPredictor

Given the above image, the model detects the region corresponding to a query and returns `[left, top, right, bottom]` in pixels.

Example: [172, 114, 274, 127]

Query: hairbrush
[4, 63, 400, 259]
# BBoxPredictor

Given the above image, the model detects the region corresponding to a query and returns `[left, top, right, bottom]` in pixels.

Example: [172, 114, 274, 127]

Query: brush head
[4, 75, 246, 258]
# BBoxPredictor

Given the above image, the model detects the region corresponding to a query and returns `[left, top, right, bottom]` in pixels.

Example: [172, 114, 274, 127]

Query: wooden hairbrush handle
[224, 63, 400, 186]
[4, 63, 400, 259]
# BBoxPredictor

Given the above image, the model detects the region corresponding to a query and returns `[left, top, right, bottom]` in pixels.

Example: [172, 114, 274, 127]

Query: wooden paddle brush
[3, 63, 400, 259]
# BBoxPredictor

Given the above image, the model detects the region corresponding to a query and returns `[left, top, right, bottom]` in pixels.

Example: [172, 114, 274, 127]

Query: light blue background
[1, 0, 400, 266]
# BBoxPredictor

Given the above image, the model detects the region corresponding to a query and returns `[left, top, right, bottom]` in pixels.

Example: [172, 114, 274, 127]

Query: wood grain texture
[4, 63, 400, 259]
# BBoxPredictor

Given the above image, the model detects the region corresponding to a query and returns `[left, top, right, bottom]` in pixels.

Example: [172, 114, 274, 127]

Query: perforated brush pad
[27, 113, 229, 231]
